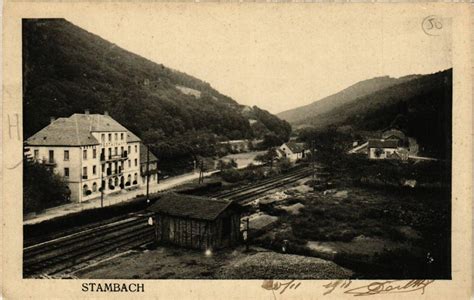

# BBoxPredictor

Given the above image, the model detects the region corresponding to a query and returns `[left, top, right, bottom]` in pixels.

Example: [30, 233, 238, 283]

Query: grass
[248, 153, 451, 279]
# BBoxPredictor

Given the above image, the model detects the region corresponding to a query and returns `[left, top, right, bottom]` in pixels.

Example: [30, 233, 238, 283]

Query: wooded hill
[23, 19, 291, 160]
[279, 69, 452, 159]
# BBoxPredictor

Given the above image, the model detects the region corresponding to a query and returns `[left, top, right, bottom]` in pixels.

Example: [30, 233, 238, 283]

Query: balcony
[42, 158, 57, 167]
[104, 168, 123, 177]
[106, 153, 128, 162]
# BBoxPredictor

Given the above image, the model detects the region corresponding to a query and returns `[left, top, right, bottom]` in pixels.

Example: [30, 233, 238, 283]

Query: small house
[367, 139, 402, 160]
[147, 193, 242, 250]
[277, 142, 308, 162]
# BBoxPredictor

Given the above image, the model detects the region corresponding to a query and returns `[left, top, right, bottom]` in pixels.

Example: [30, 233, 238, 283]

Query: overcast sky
[69, 5, 452, 114]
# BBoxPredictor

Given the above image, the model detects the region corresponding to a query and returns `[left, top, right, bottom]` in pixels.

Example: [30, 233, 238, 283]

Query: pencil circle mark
[422, 15, 443, 36]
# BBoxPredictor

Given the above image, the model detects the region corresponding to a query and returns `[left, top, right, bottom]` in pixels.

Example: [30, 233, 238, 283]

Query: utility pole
[311, 140, 316, 182]
[146, 144, 150, 203]
[100, 164, 104, 208]
[199, 160, 204, 184]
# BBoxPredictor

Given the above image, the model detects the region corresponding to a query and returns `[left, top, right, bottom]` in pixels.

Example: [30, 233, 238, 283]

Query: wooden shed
[147, 193, 242, 250]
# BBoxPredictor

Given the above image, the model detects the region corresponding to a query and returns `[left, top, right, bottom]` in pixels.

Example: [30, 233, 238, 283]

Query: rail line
[23, 166, 314, 277]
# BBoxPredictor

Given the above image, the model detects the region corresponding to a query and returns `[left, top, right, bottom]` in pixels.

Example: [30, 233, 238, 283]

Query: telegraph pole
[100, 165, 104, 208]
[146, 144, 150, 203]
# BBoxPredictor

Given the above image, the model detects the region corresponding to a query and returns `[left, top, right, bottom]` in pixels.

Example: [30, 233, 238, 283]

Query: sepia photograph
[19, 8, 454, 283]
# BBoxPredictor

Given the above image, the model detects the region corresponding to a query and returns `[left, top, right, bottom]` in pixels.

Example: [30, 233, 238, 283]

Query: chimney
[104, 111, 109, 116]
[85, 109, 90, 115]
[50, 117, 55, 124]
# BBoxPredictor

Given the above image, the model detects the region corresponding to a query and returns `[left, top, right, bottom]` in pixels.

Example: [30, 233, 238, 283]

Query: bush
[221, 168, 243, 183]
[217, 159, 237, 171]
[23, 159, 70, 214]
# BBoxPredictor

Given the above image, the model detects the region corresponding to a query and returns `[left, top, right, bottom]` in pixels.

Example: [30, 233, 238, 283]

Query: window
[128, 160, 131, 168]
[115, 133, 118, 141]
[108, 148, 112, 157]
[93, 149, 97, 159]
[64, 168, 69, 177]
[83, 167, 87, 177]
[114, 147, 118, 155]
[134, 159, 138, 167]
[92, 182, 97, 192]
[101, 134, 105, 142]
[120, 146, 124, 155]
[121, 133, 124, 140]
[102, 164, 105, 172]
[49, 150, 54, 163]
[34, 150, 39, 159]
[83, 184, 89, 196]
[64, 150, 69, 161]
[134, 173, 138, 181]
[93, 165, 97, 175]
[108, 134, 112, 141]
[135, 145, 138, 153]
[83, 149, 87, 160]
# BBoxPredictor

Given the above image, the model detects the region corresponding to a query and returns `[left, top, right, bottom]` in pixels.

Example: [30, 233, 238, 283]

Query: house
[140, 143, 159, 185]
[348, 129, 417, 160]
[25, 111, 141, 202]
[147, 193, 242, 250]
[367, 139, 407, 160]
[277, 142, 308, 162]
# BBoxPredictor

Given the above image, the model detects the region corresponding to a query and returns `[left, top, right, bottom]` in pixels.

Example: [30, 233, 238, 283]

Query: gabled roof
[140, 143, 158, 163]
[26, 113, 141, 146]
[282, 142, 305, 153]
[26, 115, 100, 146]
[382, 129, 406, 140]
[127, 131, 141, 143]
[148, 193, 240, 221]
[368, 139, 399, 149]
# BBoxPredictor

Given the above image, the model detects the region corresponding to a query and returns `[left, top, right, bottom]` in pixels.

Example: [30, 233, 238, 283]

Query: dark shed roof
[368, 139, 399, 149]
[148, 193, 240, 221]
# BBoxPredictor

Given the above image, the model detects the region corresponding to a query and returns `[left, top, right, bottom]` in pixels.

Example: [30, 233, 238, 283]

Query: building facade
[25, 111, 142, 202]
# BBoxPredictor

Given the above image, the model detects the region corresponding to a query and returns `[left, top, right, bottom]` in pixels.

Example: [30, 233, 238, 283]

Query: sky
[68, 5, 452, 114]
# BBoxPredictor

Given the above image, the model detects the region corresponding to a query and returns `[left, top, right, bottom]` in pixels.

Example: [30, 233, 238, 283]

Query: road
[24, 169, 218, 225]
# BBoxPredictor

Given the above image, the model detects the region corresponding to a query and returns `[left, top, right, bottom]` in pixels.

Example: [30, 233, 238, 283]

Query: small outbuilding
[147, 193, 242, 250]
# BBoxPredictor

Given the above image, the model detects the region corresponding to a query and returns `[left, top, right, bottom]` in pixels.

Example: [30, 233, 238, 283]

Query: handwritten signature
[323, 279, 435, 296]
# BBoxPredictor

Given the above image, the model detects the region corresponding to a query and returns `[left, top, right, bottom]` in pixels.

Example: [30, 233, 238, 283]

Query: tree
[256, 147, 279, 169]
[23, 159, 70, 214]
[262, 133, 283, 148]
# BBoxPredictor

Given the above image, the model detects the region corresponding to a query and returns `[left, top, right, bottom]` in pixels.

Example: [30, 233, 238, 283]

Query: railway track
[23, 166, 315, 277]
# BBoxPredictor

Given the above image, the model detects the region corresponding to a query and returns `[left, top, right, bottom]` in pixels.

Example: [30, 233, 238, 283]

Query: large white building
[25, 111, 142, 202]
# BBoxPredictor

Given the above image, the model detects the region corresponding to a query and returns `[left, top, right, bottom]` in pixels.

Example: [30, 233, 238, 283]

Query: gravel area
[217, 251, 353, 279]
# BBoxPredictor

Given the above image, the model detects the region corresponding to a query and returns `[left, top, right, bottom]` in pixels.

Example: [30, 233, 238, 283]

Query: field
[251, 156, 451, 279]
